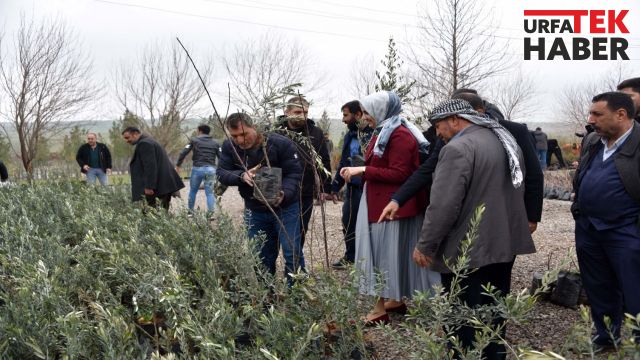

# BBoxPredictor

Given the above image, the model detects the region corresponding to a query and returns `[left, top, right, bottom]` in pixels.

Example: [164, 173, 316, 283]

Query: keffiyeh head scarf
[429, 99, 523, 188]
[359, 91, 429, 157]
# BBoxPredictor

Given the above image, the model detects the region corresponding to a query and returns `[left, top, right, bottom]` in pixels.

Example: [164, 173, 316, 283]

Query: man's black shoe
[332, 258, 353, 270]
[592, 336, 617, 353]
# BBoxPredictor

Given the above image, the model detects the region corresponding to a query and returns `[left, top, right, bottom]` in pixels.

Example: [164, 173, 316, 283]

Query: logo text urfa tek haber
[523, 10, 630, 61]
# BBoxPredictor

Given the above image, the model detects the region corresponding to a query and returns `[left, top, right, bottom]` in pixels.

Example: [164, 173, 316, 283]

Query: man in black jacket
[328, 100, 373, 268]
[275, 96, 332, 249]
[0, 160, 7, 182]
[122, 127, 184, 210]
[175, 124, 221, 213]
[380, 91, 544, 234]
[76, 132, 112, 185]
[218, 113, 304, 283]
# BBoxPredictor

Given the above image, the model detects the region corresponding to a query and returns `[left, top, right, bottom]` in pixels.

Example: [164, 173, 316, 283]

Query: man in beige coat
[413, 99, 535, 360]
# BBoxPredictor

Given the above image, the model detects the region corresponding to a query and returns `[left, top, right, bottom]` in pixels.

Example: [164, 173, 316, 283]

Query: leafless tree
[557, 62, 631, 132]
[223, 32, 321, 122]
[0, 15, 97, 179]
[410, 0, 512, 108]
[488, 70, 537, 121]
[115, 41, 212, 155]
[348, 54, 377, 98]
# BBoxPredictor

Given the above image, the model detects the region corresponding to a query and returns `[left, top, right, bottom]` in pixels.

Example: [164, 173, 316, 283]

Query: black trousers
[546, 146, 566, 168]
[441, 259, 515, 360]
[145, 193, 172, 210]
[341, 185, 362, 262]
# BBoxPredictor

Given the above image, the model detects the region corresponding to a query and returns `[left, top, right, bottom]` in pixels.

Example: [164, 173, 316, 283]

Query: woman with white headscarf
[340, 91, 440, 325]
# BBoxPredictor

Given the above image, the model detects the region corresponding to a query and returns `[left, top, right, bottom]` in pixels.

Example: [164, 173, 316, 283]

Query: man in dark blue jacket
[572, 92, 640, 349]
[218, 113, 304, 282]
[329, 100, 373, 268]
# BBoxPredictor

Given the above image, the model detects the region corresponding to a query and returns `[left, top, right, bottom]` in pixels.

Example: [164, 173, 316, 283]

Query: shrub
[0, 181, 365, 359]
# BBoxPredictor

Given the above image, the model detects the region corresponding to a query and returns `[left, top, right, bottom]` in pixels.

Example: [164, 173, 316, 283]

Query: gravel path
[180, 184, 585, 358]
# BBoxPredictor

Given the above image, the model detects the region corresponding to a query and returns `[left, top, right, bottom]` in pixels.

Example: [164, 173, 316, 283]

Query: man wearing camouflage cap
[412, 99, 535, 359]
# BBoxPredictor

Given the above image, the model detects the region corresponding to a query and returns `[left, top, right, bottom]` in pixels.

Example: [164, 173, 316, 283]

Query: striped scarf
[429, 99, 523, 188]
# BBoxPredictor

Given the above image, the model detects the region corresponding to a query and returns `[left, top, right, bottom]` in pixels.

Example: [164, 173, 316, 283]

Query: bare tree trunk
[409, 0, 512, 113]
[0, 15, 97, 180]
[115, 41, 212, 155]
[488, 70, 538, 122]
[223, 32, 322, 123]
[558, 62, 631, 132]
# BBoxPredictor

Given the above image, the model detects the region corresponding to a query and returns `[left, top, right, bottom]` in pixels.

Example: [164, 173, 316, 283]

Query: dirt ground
[179, 180, 586, 358]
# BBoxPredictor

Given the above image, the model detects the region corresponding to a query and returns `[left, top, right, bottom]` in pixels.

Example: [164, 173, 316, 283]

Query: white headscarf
[359, 91, 429, 157]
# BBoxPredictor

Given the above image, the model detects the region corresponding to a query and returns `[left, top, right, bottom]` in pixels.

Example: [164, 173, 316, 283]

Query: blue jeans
[300, 195, 314, 249]
[189, 166, 216, 211]
[245, 201, 305, 283]
[537, 150, 547, 170]
[86, 168, 108, 186]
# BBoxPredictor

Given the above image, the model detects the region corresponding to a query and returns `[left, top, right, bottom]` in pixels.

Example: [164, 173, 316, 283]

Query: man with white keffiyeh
[412, 98, 536, 360]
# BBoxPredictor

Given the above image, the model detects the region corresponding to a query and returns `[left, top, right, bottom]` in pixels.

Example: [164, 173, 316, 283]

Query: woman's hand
[339, 166, 365, 183]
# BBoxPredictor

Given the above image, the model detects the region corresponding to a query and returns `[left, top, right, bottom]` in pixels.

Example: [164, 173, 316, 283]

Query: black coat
[129, 135, 184, 201]
[392, 120, 544, 223]
[0, 161, 7, 182]
[76, 143, 112, 173]
[217, 133, 302, 212]
[275, 118, 332, 197]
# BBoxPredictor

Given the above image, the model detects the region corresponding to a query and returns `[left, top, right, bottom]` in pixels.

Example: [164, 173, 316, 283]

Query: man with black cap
[411, 99, 535, 360]
[275, 96, 332, 250]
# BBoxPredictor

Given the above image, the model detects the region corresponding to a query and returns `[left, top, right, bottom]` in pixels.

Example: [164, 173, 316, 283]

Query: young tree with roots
[0, 15, 97, 179]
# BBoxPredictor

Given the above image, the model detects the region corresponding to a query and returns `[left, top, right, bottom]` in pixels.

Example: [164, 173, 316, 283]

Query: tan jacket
[417, 125, 535, 273]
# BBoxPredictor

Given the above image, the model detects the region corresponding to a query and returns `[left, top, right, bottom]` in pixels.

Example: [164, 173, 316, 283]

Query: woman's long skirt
[355, 185, 441, 300]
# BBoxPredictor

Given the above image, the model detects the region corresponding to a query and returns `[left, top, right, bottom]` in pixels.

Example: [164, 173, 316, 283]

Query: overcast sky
[1, 0, 639, 123]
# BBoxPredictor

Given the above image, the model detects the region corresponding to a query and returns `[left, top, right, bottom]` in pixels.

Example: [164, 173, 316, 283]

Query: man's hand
[412, 247, 432, 268]
[241, 164, 261, 186]
[272, 191, 285, 207]
[319, 193, 336, 203]
[528, 221, 538, 234]
[106, 168, 112, 175]
[144, 188, 155, 196]
[339, 166, 365, 183]
[82, 165, 90, 172]
[175, 166, 181, 173]
[378, 201, 400, 223]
